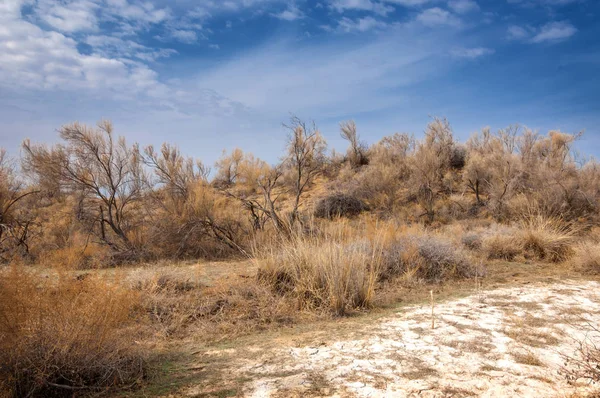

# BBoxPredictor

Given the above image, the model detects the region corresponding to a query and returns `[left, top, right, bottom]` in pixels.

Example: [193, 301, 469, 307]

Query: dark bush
[450, 145, 467, 169]
[314, 193, 368, 219]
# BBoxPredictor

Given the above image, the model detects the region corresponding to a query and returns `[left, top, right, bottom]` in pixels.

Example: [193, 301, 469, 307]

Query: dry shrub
[482, 233, 522, 261]
[314, 193, 367, 219]
[520, 215, 576, 262]
[0, 266, 146, 397]
[571, 243, 600, 274]
[461, 233, 482, 250]
[561, 324, 600, 384]
[41, 244, 110, 270]
[256, 236, 381, 315]
[126, 267, 209, 337]
[193, 282, 299, 339]
[381, 234, 478, 282]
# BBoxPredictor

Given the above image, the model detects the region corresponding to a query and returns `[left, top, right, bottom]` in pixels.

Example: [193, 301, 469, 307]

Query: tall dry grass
[255, 220, 479, 314]
[520, 214, 577, 262]
[381, 234, 478, 282]
[0, 266, 147, 397]
[256, 232, 383, 315]
[571, 243, 600, 274]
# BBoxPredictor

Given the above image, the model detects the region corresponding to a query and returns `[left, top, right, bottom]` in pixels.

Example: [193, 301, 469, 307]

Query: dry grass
[511, 350, 545, 367]
[256, 234, 382, 315]
[482, 233, 523, 261]
[0, 265, 147, 397]
[381, 234, 479, 282]
[520, 215, 576, 262]
[572, 242, 600, 274]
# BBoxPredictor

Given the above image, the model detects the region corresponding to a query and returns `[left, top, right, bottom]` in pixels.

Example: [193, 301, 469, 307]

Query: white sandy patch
[222, 281, 600, 397]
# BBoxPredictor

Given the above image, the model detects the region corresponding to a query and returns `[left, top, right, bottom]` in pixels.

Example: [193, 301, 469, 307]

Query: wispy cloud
[337, 16, 389, 32]
[416, 7, 461, 27]
[85, 35, 178, 61]
[329, 0, 394, 16]
[507, 0, 580, 7]
[448, 0, 479, 14]
[450, 47, 494, 58]
[384, 0, 438, 7]
[192, 24, 454, 118]
[531, 21, 577, 42]
[507, 25, 531, 40]
[507, 21, 577, 43]
[272, 4, 304, 21]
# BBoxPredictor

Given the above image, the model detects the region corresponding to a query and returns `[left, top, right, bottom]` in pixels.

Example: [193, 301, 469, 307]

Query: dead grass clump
[461, 233, 482, 250]
[571, 243, 600, 274]
[256, 236, 381, 315]
[381, 234, 478, 282]
[482, 233, 522, 261]
[0, 266, 146, 397]
[314, 193, 368, 219]
[416, 236, 478, 281]
[520, 215, 576, 262]
[511, 350, 544, 367]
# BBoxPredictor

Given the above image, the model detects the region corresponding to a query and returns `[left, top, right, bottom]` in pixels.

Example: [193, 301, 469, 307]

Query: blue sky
[0, 0, 599, 164]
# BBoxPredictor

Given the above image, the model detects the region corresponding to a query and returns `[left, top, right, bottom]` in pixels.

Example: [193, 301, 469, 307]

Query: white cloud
[416, 7, 461, 27]
[186, 0, 286, 21]
[272, 5, 304, 21]
[507, 25, 530, 40]
[85, 35, 177, 61]
[448, 0, 479, 14]
[0, 2, 163, 99]
[337, 16, 389, 32]
[104, 0, 171, 24]
[507, 0, 579, 7]
[531, 21, 576, 42]
[192, 24, 453, 118]
[35, 0, 100, 33]
[450, 47, 494, 58]
[384, 0, 437, 7]
[507, 21, 577, 43]
[209, 43, 220, 50]
[30, 0, 172, 36]
[168, 29, 198, 43]
[330, 0, 394, 16]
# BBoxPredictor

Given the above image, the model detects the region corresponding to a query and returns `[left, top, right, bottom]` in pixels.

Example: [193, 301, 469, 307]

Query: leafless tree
[283, 116, 327, 223]
[0, 150, 38, 258]
[22, 121, 144, 257]
[340, 120, 369, 167]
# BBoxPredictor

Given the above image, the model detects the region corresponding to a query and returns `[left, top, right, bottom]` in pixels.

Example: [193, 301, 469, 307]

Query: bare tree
[409, 118, 456, 222]
[143, 143, 209, 215]
[340, 120, 369, 167]
[283, 116, 327, 223]
[214, 148, 244, 187]
[22, 121, 144, 257]
[0, 149, 38, 258]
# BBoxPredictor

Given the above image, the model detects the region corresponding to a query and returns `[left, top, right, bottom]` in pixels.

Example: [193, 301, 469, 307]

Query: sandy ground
[194, 280, 600, 397]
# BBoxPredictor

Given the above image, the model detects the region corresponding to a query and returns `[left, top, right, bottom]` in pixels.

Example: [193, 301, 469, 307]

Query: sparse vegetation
[0, 266, 147, 397]
[2, 116, 599, 396]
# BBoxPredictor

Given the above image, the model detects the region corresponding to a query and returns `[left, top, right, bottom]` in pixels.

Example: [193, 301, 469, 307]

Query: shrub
[415, 236, 478, 281]
[561, 324, 600, 384]
[450, 145, 467, 169]
[314, 193, 368, 219]
[256, 236, 381, 315]
[0, 267, 146, 397]
[461, 233, 482, 250]
[520, 215, 576, 262]
[571, 243, 600, 274]
[381, 235, 478, 282]
[482, 234, 522, 261]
